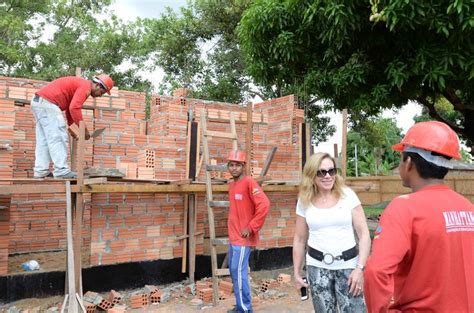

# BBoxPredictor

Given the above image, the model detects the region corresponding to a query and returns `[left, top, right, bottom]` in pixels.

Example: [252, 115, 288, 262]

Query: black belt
[308, 245, 358, 265]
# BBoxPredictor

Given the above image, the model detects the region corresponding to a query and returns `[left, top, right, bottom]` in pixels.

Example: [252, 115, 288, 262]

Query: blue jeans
[228, 244, 252, 312]
[31, 96, 71, 177]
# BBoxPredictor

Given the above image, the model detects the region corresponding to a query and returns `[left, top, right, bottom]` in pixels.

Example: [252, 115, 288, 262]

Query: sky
[110, 0, 187, 21]
[110, 0, 423, 154]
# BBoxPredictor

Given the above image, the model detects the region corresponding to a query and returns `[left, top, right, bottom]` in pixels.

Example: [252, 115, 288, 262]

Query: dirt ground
[8, 248, 90, 275]
[1, 267, 314, 312]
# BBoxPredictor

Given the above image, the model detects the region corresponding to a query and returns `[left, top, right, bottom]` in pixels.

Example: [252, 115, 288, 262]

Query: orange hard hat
[228, 150, 246, 163]
[392, 121, 461, 159]
[93, 74, 114, 95]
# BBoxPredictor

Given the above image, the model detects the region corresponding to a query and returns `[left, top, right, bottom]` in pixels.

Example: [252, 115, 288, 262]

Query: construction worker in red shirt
[227, 150, 270, 313]
[364, 121, 474, 312]
[31, 74, 113, 179]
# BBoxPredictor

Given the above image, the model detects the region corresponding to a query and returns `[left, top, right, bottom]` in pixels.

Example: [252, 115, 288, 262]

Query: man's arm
[246, 179, 270, 234]
[364, 202, 411, 312]
[68, 87, 89, 126]
[68, 88, 90, 139]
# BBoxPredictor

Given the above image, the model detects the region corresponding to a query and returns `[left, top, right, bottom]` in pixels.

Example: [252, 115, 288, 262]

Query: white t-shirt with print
[296, 186, 361, 269]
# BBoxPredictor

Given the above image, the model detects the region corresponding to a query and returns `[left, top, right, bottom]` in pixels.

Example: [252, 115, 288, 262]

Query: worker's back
[370, 184, 474, 312]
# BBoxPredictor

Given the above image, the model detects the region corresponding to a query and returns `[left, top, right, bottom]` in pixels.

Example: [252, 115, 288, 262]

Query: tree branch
[247, 90, 266, 100]
[442, 87, 470, 111]
[417, 96, 467, 136]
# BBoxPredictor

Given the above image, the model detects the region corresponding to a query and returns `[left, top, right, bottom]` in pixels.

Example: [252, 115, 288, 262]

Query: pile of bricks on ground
[79, 285, 171, 312]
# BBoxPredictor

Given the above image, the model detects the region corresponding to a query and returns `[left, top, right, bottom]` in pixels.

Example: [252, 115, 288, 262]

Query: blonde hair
[298, 152, 346, 208]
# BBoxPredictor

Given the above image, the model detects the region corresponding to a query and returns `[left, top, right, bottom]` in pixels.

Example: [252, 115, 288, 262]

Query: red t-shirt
[364, 184, 474, 312]
[228, 176, 270, 246]
[36, 76, 92, 125]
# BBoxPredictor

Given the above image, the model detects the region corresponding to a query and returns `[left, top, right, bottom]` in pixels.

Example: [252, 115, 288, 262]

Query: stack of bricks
[130, 293, 149, 309]
[117, 160, 138, 178]
[198, 287, 213, 303]
[82, 301, 96, 313]
[108, 290, 122, 305]
[219, 279, 233, 298]
[144, 285, 160, 304]
[137, 149, 155, 179]
[254, 95, 303, 181]
[277, 273, 292, 285]
[260, 279, 279, 292]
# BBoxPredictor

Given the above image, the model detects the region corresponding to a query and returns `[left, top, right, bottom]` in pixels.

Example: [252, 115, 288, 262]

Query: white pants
[31, 96, 71, 177]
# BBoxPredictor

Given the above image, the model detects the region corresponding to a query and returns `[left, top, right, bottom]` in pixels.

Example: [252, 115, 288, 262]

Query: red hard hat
[392, 121, 461, 159]
[228, 150, 246, 163]
[93, 74, 114, 95]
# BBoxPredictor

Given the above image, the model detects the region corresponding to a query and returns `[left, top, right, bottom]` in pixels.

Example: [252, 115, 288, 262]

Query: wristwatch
[356, 263, 365, 271]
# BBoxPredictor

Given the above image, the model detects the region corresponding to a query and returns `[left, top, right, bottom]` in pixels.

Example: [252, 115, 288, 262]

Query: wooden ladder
[199, 108, 238, 304]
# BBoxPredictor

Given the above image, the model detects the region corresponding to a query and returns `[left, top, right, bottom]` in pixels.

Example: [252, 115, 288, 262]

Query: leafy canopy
[238, 0, 474, 147]
[0, 0, 152, 90]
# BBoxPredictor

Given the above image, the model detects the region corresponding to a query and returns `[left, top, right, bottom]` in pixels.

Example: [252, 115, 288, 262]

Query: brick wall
[0, 76, 305, 273]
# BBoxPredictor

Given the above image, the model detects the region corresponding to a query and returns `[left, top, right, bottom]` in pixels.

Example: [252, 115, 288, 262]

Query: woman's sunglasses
[316, 168, 337, 178]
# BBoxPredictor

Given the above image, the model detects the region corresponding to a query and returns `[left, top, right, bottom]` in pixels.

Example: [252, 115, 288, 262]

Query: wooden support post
[245, 103, 253, 175]
[65, 181, 79, 313]
[305, 122, 311, 160]
[188, 193, 196, 282]
[73, 121, 86, 296]
[341, 109, 348, 178]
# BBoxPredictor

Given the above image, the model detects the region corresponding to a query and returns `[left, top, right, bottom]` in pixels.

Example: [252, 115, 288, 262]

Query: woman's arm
[293, 215, 309, 289]
[348, 204, 371, 296]
[352, 204, 371, 267]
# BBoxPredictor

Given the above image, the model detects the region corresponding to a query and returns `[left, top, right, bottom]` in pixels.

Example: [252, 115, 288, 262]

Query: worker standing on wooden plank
[31, 74, 113, 179]
[364, 121, 474, 312]
[227, 150, 270, 313]
[293, 152, 370, 312]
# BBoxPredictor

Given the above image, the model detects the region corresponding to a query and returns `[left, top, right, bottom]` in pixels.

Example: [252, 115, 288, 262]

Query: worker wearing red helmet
[31, 74, 114, 179]
[227, 150, 270, 313]
[364, 121, 474, 312]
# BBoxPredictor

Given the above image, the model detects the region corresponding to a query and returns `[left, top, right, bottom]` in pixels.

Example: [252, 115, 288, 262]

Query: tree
[0, 0, 152, 91]
[346, 116, 403, 176]
[237, 0, 474, 148]
[140, 0, 336, 143]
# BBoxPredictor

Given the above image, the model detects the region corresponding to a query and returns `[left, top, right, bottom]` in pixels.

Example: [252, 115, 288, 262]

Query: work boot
[55, 171, 77, 179]
[34, 172, 53, 179]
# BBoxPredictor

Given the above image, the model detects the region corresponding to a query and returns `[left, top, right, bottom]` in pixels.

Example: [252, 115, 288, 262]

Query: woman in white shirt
[293, 152, 371, 312]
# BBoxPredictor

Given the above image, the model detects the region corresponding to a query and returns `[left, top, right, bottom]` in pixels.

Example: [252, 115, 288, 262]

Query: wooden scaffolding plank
[205, 130, 237, 140]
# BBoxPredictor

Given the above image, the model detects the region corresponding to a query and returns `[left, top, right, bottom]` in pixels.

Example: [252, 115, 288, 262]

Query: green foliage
[141, 0, 336, 143]
[346, 116, 403, 176]
[414, 97, 473, 160]
[0, 0, 152, 91]
[238, 0, 474, 146]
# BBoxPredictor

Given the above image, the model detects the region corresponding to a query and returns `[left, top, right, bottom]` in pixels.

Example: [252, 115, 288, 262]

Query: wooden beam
[245, 103, 253, 174]
[83, 177, 108, 185]
[65, 181, 79, 313]
[205, 130, 237, 140]
[341, 109, 348, 178]
[188, 194, 196, 282]
[0, 184, 80, 194]
[74, 121, 86, 296]
[80, 183, 299, 193]
[259, 147, 277, 178]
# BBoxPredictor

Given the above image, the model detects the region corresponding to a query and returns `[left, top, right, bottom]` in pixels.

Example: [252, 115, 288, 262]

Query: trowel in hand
[90, 127, 106, 139]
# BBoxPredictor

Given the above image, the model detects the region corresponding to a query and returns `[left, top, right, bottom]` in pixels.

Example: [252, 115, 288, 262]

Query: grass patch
[364, 207, 384, 218]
